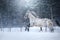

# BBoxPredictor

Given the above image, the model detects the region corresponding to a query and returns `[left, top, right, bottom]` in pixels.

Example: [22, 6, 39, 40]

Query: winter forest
[0, 0, 60, 28]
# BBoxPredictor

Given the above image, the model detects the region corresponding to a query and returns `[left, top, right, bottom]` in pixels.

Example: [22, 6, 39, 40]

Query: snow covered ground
[0, 26, 60, 40]
[0, 26, 60, 32]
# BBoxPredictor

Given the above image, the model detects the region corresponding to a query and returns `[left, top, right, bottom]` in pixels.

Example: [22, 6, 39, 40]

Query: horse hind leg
[45, 27, 47, 32]
[49, 27, 54, 32]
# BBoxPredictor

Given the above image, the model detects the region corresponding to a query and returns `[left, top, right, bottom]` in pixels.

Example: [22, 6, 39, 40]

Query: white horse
[24, 10, 54, 32]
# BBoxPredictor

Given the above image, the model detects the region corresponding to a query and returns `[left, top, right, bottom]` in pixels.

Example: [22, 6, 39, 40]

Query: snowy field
[0, 26, 60, 40]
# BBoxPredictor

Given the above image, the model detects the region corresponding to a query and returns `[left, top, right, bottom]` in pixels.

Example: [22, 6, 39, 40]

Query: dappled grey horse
[24, 10, 54, 32]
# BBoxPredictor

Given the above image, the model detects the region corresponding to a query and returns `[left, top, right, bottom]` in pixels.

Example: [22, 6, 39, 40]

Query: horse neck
[28, 13, 36, 19]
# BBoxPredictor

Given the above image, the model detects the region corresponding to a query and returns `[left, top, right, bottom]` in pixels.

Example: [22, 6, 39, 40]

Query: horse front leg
[25, 27, 27, 31]
[39, 27, 42, 32]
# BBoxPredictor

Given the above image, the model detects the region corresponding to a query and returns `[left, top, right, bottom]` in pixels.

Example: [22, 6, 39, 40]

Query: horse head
[24, 10, 37, 19]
